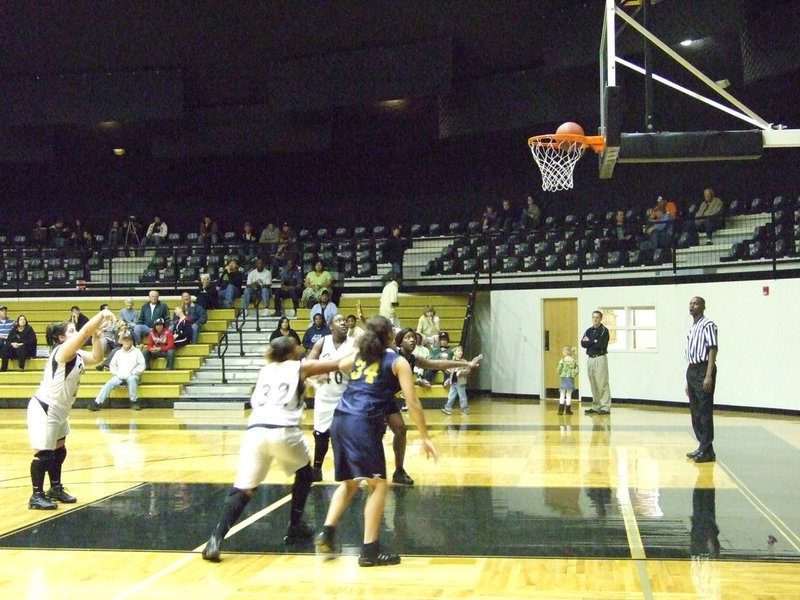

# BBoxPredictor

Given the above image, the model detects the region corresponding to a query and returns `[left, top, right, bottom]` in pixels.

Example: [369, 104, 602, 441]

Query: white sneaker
[441, 408, 452, 415]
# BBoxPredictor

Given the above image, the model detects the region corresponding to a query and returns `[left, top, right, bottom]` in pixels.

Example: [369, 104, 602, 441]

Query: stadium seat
[335, 227, 349, 239]
[584, 251, 603, 269]
[749, 197, 764, 213]
[563, 253, 581, 270]
[86, 256, 103, 270]
[775, 237, 794, 258]
[341, 262, 356, 278]
[513, 242, 531, 257]
[206, 255, 223, 270]
[448, 222, 465, 235]
[440, 259, 459, 275]
[486, 257, 502, 272]
[456, 246, 474, 260]
[49, 268, 69, 283]
[605, 250, 627, 268]
[719, 242, 746, 263]
[652, 248, 672, 264]
[355, 250, 372, 263]
[543, 254, 560, 270]
[355, 240, 373, 252]
[140, 269, 159, 283]
[27, 269, 47, 284]
[475, 245, 490, 259]
[316, 228, 330, 240]
[428, 223, 442, 236]
[747, 240, 767, 260]
[26, 257, 44, 270]
[185, 232, 200, 245]
[461, 258, 479, 274]
[409, 224, 423, 237]
[353, 226, 368, 238]
[627, 249, 644, 266]
[167, 232, 181, 244]
[179, 267, 199, 282]
[373, 225, 387, 238]
[12, 235, 27, 247]
[298, 229, 311, 242]
[467, 221, 482, 235]
[355, 262, 375, 277]
[501, 257, 521, 272]
[522, 255, 543, 272]
[727, 198, 745, 215]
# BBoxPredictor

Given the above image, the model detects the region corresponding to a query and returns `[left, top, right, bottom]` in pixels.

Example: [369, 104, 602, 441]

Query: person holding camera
[241, 258, 272, 314]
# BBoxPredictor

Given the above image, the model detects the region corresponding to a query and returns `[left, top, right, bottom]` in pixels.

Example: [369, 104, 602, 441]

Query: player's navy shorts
[330, 410, 386, 481]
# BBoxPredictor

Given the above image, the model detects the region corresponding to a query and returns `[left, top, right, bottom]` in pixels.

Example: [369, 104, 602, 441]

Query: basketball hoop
[528, 134, 606, 191]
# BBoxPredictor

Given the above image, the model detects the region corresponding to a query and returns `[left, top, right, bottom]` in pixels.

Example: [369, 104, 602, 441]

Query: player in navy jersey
[201, 336, 350, 562]
[27, 308, 116, 510]
[315, 316, 439, 567]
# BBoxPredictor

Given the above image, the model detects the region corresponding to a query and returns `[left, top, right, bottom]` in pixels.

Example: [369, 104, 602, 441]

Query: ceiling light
[679, 39, 693, 47]
[113, 148, 126, 156]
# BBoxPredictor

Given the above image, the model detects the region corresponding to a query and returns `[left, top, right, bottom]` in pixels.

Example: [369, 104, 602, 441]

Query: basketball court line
[718, 461, 800, 553]
[109, 491, 292, 600]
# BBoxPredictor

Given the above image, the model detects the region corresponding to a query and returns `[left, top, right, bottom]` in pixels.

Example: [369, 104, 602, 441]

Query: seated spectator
[216, 259, 243, 309]
[643, 207, 675, 250]
[411, 331, 430, 382]
[0, 315, 37, 371]
[346, 313, 365, 340]
[271, 222, 298, 271]
[145, 318, 175, 370]
[0, 305, 15, 354]
[240, 221, 258, 258]
[604, 210, 637, 251]
[32, 219, 49, 247]
[88, 330, 146, 411]
[175, 291, 207, 343]
[302, 313, 331, 352]
[96, 320, 130, 371]
[301, 260, 333, 308]
[70, 306, 89, 332]
[422, 331, 453, 384]
[647, 196, 678, 222]
[259, 222, 280, 255]
[199, 216, 219, 245]
[119, 297, 138, 331]
[497, 198, 520, 234]
[416, 305, 440, 347]
[196, 273, 219, 311]
[241, 257, 272, 313]
[133, 290, 170, 346]
[97, 303, 118, 356]
[49, 219, 68, 249]
[519, 195, 542, 229]
[481, 205, 497, 231]
[69, 218, 86, 247]
[140, 216, 168, 249]
[269, 316, 301, 345]
[684, 188, 724, 245]
[309, 290, 337, 325]
[171, 306, 193, 348]
[272, 258, 303, 316]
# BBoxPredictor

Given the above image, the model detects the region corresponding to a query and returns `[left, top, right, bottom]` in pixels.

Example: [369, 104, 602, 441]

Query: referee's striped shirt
[685, 316, 718, 364]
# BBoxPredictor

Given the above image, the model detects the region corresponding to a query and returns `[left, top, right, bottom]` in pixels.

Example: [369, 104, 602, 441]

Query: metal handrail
[217, 332, 229, 384]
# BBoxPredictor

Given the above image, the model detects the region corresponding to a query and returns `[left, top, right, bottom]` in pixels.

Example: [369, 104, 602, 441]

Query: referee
[685, 296, 718, 463]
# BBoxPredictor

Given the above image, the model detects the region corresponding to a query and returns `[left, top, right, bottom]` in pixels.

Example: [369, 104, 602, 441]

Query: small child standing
[441, 345, 471, 416]
[556, 345, 578, 415]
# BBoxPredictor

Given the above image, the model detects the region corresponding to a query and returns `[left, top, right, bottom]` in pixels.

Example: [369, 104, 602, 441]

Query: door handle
[544, 330, 550, 351]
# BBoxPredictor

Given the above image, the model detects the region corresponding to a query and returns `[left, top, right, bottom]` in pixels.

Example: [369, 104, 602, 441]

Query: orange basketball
[556, 121, 585, 136]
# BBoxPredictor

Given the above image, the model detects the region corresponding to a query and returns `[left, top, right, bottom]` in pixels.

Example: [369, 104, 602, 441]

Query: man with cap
[145, 318, 176, 370]
[88, 330, 146, 411]
[0, 306, 14, 354]
[422, 331, 453, 385]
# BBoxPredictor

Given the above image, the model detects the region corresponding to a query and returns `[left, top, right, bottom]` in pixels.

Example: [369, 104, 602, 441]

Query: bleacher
[0, 298, 231, 409]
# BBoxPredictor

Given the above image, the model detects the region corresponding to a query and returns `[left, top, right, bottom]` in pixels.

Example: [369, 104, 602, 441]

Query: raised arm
[57, 309, 115, 365]
[416, 353, 483, 371]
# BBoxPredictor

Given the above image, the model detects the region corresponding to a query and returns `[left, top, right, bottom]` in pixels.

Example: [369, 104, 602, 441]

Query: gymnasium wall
[475, 278, 800, 412]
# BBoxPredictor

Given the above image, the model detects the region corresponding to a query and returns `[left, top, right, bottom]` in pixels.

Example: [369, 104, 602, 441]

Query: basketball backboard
[597, 0, 800, 179]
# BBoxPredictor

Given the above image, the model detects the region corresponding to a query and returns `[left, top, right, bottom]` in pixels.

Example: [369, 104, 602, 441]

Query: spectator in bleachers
[87, 330, 145, 411]
[199, 216, 219, 245]
[119, 298, 138, 332]
[269, 316, 301, 345]
[271, 222, 299, 272]
[416, 305, 440, 347]
[684, 188, 725, 246]
[140, 216, 168, 249]
[240, 221, 258, 258]
[379, 271, 402, 328]
[217, 259, 244, 309]
[643, 206, 675, 250]
[171, 306, 193, 348]
[241, 258, 272, 313]
[272, 258, 303, 316]
[107, 220, 123, 247]
[519, 195, 542, 229]
[145, 318, 175, 370]
[69, 306, 89, 332]
[381, 225, 406, 279]
[133, 290, 170, 346]
[0, 315, 37, 371]
[481, 204, 497, 231]
[259, 222, 280, 255]
[302, 313, 330, 352]
[647, 196, 678, 222]
[309, 290, 337, 325]
[32, 219, 49, 247]
[497, 198, 520, 234]
[604, 210, 637, 251]
[0, 305, 14, 354]
[301, 260, 333, 308]
[69, 218, 86, 247]
[96, 320, 130, 371]
[422, 331, 453, 385]
[176, 291, 207, 343]
[345, 313, 365, 340]
[49, 219, 68, 249]
[196, 273, 219, 311]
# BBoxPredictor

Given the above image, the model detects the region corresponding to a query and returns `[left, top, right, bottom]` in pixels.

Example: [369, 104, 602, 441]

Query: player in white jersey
[306, 314, 355, 481]
[201, 335, 353, 562]
[27, 308, 116, 510]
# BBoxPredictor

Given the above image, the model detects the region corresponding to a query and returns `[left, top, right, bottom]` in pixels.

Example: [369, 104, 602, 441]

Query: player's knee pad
[33, 450, 57, 470]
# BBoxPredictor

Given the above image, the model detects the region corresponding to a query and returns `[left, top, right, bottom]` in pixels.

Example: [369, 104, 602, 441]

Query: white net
[528, 136, 587, 192]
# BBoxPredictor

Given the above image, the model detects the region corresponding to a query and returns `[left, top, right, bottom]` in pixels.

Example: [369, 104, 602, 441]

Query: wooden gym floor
[1, 396, 799, 599]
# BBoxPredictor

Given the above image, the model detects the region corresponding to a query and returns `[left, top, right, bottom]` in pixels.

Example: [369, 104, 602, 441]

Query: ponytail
[46, 322, 71, 347]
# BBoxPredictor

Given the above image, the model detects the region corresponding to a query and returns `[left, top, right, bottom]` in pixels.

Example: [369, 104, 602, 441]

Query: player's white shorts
[233, 426, 311, 489]
[313, 394, 339, 433]
[27, 397, 71, 450]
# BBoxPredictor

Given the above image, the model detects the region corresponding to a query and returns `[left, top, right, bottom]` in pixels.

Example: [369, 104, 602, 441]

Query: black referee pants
[687, 362, 716, 451]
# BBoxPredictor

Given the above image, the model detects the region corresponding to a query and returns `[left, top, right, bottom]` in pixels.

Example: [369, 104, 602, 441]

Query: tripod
[124, 220, 140, 246]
